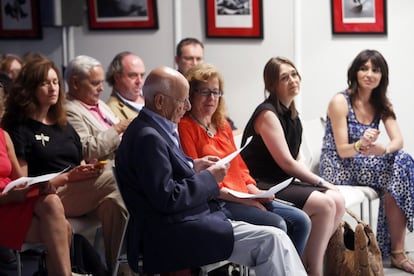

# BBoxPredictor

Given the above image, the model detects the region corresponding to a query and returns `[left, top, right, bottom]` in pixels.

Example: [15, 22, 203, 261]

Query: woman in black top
[241, 56, 345, 276]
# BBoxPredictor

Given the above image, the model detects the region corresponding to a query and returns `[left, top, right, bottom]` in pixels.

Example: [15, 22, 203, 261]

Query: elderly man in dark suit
[115, 66, 306, 275]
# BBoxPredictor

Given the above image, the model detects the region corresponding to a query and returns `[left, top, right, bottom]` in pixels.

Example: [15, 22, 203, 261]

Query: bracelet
[316, 178, 324, 187]
[354, 140, 362, 152]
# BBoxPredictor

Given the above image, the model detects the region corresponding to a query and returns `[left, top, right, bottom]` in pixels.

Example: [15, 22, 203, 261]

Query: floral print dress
[319, 91, 414, 257]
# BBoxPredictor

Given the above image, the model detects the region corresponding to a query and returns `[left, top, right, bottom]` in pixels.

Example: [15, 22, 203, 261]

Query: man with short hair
[106, 51, 146, 120]
[175, 37, 204, 75]
[64, 55, 130, 273]
[115, 66, 306, 275]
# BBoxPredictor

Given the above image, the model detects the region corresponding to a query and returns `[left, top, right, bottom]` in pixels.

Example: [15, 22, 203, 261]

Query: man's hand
[206, 163, 229, 183]
[113, 119, 132, 134]
[193, 155, 220, 172]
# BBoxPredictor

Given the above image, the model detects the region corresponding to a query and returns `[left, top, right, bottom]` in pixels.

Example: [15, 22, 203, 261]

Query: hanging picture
[331, 0, 387, 34]
[205, 0, 263, 39]
[87, 0, 158, 30]
[0, 0, 42, 39]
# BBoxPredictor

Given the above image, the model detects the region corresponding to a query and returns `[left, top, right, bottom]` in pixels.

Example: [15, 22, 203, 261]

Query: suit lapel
[140, 112, 193, 169]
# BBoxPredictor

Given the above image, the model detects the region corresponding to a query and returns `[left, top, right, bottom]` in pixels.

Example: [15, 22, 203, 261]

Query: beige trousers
[57, 167, 127, 270]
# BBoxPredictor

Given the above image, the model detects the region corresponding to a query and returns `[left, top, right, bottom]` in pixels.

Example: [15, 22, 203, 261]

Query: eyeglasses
[159, 93, 190, 105]
[195, 89, 223, 98]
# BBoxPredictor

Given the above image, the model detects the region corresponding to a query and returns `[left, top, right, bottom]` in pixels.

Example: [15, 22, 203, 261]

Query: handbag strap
[345, 208, 365, 224]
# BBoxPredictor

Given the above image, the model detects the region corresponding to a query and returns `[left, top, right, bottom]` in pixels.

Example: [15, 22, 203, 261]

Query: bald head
[143, 66, 188, 104]
[143, 66, 190, 123]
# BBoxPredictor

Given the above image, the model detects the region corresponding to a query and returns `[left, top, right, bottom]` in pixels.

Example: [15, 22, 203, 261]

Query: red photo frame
[331, 0, 386, 34]
[205, 0, 263, 39]
[0, 0, 41, 39]
[87, 0, 158, 30]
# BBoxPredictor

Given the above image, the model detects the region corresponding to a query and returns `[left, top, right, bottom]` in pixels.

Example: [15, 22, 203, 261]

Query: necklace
[189, 113, 214, 138]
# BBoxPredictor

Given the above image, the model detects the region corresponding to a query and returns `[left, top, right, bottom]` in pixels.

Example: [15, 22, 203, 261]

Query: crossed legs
[25, 194, 72, 276]
[301, 189, 345, 276]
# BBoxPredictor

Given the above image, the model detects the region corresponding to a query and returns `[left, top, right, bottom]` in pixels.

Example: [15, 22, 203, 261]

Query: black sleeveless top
[241, 96, 302, 184]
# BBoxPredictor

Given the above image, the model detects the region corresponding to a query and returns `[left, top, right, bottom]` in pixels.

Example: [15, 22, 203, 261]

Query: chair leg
[360, 201, 365, 222]
[368, 199, 373, 226]
[15, 250, 22, 276]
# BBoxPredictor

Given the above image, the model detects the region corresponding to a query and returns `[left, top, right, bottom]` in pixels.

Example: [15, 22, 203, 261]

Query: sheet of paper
[216, 136, 252, 166]
[227, 177, 294, 199]
[3, 167, 69, 194]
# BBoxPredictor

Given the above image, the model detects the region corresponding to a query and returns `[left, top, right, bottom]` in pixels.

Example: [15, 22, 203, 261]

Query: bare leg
[26, 194, 72, 276]
[325, 189, 346, 233]
[385, 193, 414, 273]
[301, 192, 337, 276]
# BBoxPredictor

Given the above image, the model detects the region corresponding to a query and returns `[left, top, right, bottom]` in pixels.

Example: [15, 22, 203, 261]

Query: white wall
[1, 0, 414, 154]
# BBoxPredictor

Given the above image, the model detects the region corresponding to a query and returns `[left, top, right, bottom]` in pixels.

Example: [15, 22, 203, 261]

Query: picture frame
[331, 0, 387, 34]
[0, 0, 42, 39]
[87, 0, 158, 30]
[205, 0, 263, 39]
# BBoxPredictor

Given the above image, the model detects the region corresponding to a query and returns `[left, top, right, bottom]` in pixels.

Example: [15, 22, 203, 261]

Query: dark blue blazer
[115, 111, 234, 273]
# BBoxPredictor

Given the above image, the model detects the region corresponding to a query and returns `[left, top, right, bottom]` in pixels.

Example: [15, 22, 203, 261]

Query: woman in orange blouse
[178, 63, 310, 255]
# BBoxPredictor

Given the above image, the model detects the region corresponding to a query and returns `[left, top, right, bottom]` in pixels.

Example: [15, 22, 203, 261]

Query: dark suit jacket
[115, 111, 234, 273]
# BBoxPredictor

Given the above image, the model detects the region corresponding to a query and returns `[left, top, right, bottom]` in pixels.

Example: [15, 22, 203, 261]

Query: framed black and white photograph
[0, 0, 42, 39]
[205, 0, 263, 39]
[331, 0, 387, 34]
[88, 0, 158, 30]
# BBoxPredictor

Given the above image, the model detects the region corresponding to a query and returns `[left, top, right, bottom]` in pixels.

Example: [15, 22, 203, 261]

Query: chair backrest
[301, 117, 326, 174]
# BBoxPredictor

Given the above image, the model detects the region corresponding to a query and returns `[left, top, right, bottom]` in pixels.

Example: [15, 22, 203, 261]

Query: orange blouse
[178, 114, 255, 193]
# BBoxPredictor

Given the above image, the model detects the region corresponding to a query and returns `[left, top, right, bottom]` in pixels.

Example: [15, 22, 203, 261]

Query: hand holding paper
[216, 136, 252, 166]
[3, 168, 69, 194]
[227, 178, 293, 199]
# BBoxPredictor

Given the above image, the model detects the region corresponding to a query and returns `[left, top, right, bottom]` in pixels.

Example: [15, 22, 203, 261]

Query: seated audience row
[178, 63, 311, 255]
[1, 56, 128, 275]
[1, 47, 413, 275]
[115, 65, 307, 275]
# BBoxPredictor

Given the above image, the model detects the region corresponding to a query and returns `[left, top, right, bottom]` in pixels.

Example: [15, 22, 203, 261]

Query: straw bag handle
[345, 208, 365, 224]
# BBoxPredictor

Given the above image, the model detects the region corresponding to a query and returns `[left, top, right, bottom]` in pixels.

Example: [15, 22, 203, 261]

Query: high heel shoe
[391, 250, 414, 274]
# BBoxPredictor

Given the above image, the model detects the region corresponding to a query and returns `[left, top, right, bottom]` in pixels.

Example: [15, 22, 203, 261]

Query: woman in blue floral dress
[320, 49, 414, 274]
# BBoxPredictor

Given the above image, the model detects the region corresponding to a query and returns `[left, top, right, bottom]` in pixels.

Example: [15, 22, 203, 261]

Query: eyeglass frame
[194, 88, 223, 98]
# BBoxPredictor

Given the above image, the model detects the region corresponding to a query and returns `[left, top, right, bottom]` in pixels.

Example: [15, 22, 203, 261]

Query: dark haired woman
[320, 49, 414, 273]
